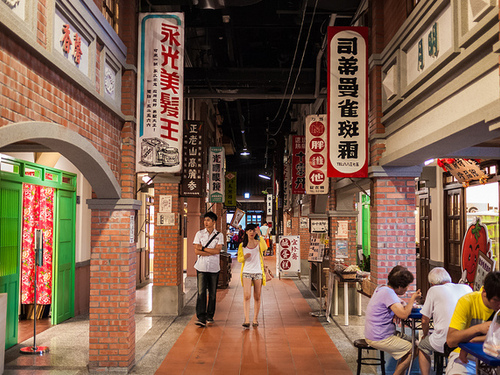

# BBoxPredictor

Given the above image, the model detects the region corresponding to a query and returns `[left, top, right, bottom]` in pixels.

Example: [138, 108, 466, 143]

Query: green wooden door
[361, 194, 371, 257]
[52, 189, 75, 324]
[0, 181, 22, 349]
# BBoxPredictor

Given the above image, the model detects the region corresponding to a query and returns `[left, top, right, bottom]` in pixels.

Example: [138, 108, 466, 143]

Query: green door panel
[52, 189, 75, 325]
[0, 181, 22, 349]
[361, 194, 371, 257]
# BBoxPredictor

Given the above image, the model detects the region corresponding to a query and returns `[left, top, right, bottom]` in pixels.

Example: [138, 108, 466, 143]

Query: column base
[152, 285, 184, 315]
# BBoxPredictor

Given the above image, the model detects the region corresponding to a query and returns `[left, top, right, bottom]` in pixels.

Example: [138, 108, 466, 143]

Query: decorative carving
[104, 66, 115, 96]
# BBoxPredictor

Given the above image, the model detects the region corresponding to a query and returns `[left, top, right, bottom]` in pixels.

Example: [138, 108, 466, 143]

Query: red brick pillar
[370, 177, 416, 294]
[152, 179, 183, 315]
[186, 197, 202, 277]
[87, 199, 141, 372]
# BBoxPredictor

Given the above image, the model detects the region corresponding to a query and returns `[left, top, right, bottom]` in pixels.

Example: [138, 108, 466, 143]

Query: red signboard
[327, 27, 368, 178]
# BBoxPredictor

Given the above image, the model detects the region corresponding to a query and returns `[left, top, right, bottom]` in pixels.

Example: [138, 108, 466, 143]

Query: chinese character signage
[278, 235, 301, 273]
[437, 158, 488, 185]
[292, 136, 306, 194]
[136, 13, 184, 173]
[327, 27, 368, 178]
[306, 115, 329, 194]
[209, 147, 225, 203]
[225, 172, 237, 207]
[283, 159, 291, 209]
[266, 194, 273, 215]
[181, 121, 204, 197]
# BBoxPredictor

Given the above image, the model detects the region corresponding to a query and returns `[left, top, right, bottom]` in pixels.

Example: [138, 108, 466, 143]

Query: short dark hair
[387, 265, 414, 289]
[204, 211, 218, 221]
[483, 271, 500, 300]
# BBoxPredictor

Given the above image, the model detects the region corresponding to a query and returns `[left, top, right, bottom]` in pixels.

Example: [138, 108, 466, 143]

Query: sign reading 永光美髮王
[327, 27, 368, 178]
[305, 115, 329, 194]
[136, 13, 184, 173]
[209, 147, 225, 203]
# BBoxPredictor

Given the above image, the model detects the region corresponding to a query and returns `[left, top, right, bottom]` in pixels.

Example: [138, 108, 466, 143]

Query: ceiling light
[240, 148, 250, 156]
[424, 158, 434, 166]
[244, 192, 250, 199]
[259, 174, 271, 180]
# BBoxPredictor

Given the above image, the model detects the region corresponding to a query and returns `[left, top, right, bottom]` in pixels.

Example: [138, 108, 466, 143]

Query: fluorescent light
[259, 174, 271, 180]
[244, 192, 250, 199]
[424, 159, 434, 166]
[240, 148, 250, 156]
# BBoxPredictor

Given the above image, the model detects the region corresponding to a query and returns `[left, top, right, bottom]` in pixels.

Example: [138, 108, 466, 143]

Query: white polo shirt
[193, 228, 224, 273]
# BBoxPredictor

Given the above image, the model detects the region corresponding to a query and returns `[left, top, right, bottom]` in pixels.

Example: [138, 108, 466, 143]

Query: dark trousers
[196, 270, 219, 322]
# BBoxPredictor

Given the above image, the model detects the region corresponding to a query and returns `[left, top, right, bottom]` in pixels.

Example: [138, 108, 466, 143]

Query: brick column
[186, 197, 202, 277]
[152, 178, 183, 315]
[87, 198, 141, 373]
[370, 177, 416, 295]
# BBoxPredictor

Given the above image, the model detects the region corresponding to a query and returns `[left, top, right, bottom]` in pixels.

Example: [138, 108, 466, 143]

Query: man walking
[193, 212, 224, 327]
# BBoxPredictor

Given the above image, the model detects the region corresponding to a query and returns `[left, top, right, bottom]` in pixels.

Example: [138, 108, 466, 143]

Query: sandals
[252, 321, 259, 327]
[242, 322, 250, 328]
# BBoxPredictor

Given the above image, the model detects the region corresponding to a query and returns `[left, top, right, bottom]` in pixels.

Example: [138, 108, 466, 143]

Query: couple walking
[193, 213, 269, 329]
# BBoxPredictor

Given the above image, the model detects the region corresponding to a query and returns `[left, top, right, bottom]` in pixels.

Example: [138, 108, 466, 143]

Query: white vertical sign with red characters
[136, 13, 184, 173]
[327, 27, 368, 178]
[278, 235, 300, 274]
[306, 115, 329, 194]
[292, 136, 306, 194]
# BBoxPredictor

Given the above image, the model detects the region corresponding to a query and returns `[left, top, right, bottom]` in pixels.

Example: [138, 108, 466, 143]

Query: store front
[0, 156, 76, 348]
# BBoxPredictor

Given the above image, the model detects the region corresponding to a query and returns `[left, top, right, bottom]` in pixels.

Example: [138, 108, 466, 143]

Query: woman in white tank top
[237, 223, 267, 328]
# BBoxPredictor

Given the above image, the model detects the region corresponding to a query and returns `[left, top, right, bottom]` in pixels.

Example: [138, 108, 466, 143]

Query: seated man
[418, 268, 472, 375]
[446, 271, 500, 375]
[364, 265, 422, 375]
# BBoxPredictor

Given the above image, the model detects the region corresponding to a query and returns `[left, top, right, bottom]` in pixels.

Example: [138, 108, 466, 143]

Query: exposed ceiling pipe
[314, 14, 336, 99]
[236, 100, 248, 151]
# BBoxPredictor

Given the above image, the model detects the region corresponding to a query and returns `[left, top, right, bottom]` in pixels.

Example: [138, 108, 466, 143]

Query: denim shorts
[242, 272, 262, 280]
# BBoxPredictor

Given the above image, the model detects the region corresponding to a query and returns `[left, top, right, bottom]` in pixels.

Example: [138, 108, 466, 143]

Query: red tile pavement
[156, 256, 352, 375]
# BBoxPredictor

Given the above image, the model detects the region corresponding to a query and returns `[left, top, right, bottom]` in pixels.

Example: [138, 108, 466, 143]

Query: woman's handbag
[483, 310, 500, 358]
[264, 265, 274, 281]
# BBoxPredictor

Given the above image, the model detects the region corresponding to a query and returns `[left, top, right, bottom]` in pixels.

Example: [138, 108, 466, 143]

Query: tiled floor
[4, 254, 382, 374]
[156, 256, 352, 374]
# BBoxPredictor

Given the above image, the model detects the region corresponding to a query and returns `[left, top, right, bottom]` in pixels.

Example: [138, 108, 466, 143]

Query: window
[102, 0, 119, 33]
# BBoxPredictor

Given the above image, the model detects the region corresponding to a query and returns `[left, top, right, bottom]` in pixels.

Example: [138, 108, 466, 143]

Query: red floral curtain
[21, 184, 54, 305]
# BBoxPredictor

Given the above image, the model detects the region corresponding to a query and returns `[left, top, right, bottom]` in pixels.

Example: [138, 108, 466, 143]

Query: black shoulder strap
[203, 231, 219, 249]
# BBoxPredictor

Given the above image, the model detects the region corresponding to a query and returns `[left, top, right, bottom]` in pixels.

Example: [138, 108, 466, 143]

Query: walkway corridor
[156, 256, 352, 374]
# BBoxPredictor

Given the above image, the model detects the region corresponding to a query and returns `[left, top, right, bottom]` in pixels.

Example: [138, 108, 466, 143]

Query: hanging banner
[266, 194, 273, 215]
[278, 235, 301, 273]
[180, 121, 204, 197]
[136, 13, 184, 173]
[292, 136, 306, 194]
[283, 158, 292, 209]
[225, 171, 237, 207]
[209, 147, 224, 203]
[437, 158, 488, 186]
[306, 114, 329, 194]
[327, 27, 368, 178]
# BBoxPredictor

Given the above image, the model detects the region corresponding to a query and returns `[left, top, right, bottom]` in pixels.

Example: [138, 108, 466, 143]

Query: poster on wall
[460, 217, 494, 290]
[278, 235, 301, 274]
[327, 26, 368, 178]
[136, 13, 184, 173]
[335, 239, 348, 259]
[308, 233, 328, 262]
[305, 114, 329, 194]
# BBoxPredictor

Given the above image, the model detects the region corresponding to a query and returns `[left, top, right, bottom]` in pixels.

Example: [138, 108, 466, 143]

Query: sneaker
[206, 318, 214, 325]
[195, 320, 206, 327]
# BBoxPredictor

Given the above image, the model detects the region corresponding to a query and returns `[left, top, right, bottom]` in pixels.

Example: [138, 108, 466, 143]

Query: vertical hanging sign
[224, 171, 237, 207]
[266, 194, 273, 215]
[327, 27, 368, 178]
[181, 121, 204, 197]
[136, 13, 184, 173]
[292, 136, 306, 194]
[209, 147, 225, 203]
[306, 114, 329, 194]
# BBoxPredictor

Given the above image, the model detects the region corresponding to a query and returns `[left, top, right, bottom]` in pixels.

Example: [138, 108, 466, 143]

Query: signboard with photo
[230, 208, 245, 229]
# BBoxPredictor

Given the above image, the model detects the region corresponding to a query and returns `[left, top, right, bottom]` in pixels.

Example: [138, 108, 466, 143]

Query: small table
[458, 342, 500, 374]
[401, 308, 423, 375]
[332, 271, 364, 326]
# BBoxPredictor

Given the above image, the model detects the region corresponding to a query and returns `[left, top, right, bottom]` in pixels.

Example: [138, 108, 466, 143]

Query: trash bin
[0, 293, 7, 375]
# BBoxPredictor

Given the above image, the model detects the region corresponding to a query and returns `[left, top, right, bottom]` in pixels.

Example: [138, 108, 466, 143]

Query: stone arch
[0, 122, 121, 199]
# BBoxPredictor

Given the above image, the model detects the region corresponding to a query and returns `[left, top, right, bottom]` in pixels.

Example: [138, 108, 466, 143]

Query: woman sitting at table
[364, 265, 422, 375]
